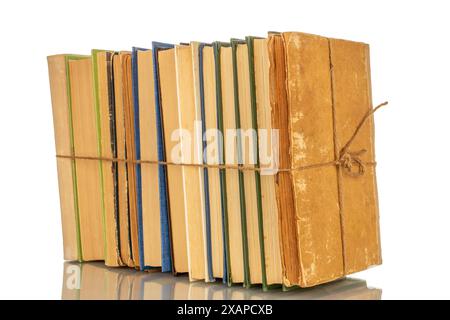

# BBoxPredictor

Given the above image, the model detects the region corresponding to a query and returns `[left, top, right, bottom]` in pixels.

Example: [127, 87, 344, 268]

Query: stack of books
[48, 31, 383, 290]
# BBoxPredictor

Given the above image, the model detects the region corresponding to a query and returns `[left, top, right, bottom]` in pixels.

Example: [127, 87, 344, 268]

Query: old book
[174, 43, 206, 281]
[157, 46, 188, 274]
[213, 42, 232, 285]
[135, 48, 162, 268]
[151, 42, 174, 273]
[68, 56, 104, 261]
[131, 47, 146, 269]
[201, 44, 225, 280]
[47, 55, 82, 260]
[92, 49, 122, 267]
[121, 52, 141, 269]
[251, 37, 283, 287]
[112, 53, 133, 267]
[246, 36, 272, 289]
[268, 32, 381, 287]
[232, 40, 262, 286]
[48, 54, 82, 261]
[191, 42, 214, 282]
[217, 44, 245, 284]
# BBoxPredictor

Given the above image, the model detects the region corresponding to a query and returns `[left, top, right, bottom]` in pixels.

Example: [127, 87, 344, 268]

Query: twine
[56, 102, 387, 177]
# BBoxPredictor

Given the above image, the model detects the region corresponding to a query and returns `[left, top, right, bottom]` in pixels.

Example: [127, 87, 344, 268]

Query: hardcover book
[195, 42, 214, 282]
[131, 48, 146, 269]
[251, 38, 283, 287]
[135, 48, 163, 269]
[151, 42, 174, 273]
[48, 55, 83, 261]
[268, 32, 382, 287]
[92, 49, 123, 267]
[68, 56, 104, 261]
[212, 42, 231, 285]
[112, 52, 134, 267]
[121, 52, 141, 269]
[201, 44, 226, 281]
[216, 42, 245, 285]
[231, 39, 262, 286]
[157, 45, 189, 274]
[174, 43, 207, 281]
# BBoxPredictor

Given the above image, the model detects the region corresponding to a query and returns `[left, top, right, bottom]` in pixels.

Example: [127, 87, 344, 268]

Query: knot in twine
[337, 149, 367, 177]
[332, 101, 388, 177]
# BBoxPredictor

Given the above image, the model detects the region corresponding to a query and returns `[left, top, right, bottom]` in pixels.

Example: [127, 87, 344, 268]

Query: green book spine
[231, 39, 251, 288]
[245, 36, 269, 290]
[65, 54, 90, 262]
[213, 41, 232, 286]
[91, 49, 108, 260]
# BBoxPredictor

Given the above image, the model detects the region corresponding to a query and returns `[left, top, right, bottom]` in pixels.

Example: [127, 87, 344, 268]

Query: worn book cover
[121, 52, 141, 269]
[112, 53, 134, 267]
[92, 49, 123, 267]
[268, 32, 382, 287]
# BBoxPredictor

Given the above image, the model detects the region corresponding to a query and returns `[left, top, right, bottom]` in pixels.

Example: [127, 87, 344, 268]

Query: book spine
[246, 36, 268, 290]
[213, 42, 230, 285]
[152, 42, 174, 273]
[231, 39, 251, 287]
[198, 43, 214, 282]
[131, 47, 146, 270]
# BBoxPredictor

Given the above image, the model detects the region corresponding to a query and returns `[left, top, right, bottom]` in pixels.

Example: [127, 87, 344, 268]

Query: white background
[0, 0, 449, 299]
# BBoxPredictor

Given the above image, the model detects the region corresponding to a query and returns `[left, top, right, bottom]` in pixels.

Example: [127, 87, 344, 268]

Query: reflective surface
[62, 262, 381, 300]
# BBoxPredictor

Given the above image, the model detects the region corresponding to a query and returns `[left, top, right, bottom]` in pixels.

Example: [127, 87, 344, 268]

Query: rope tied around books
[56, 101, 387, 176]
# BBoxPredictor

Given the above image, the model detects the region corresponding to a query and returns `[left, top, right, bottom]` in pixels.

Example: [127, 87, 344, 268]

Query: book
[216, 42, 246, 285]
[174, 43, 207, 281]
[246, 36, 272, 289]
[191, 42, 214, 282]
[92, 49, 123, 267]
[201, 44, 225, 281]
[212, 42, 231, 285]
[251, 38, 283, 286]
[131, 48, 145, 269]
[231, 39, 263, 286]
[135, 48, 162, 269]
[48, 55, 82, 261]
[152, 42, 174, 273]
[68, 56, 104, 261]
[112, 52, 134, 267]
[268, 32, 381, 287]
[121, 52, 141, 269]
[157, 46, 189, 274]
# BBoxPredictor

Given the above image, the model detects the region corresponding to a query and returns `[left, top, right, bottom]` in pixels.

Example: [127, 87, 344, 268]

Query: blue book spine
[151, 42, 174, 272]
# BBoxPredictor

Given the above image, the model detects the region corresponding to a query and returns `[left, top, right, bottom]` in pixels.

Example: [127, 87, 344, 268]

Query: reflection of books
[62, 262, 381, 300]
